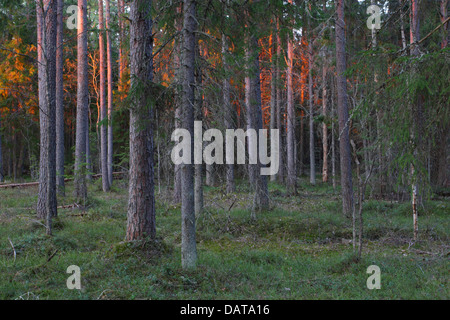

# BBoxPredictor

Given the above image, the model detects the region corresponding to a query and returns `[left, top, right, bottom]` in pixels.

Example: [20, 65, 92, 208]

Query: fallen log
[0, 172, 127, 189]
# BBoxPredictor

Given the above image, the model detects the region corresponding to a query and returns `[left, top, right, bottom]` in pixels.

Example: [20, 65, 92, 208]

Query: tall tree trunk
[286, 20, 296, 194]
[42, 0, 58, 234]
[99, 0, 110, 191]
[248, 35, 269, 212]
[56, 0, 65, 196]
[245, 53, 255, 188]
[308, 32, 315, 185]
[74, 0, 89, 203]
[410, 0, 421, 241]
[126, 0, 156, 241]
[0, 118, 3, 182]
[276, 20, 284, 183]
[222, 33, 235, 193]
[181, 0, 197, 269]
[118, 0, 125, 95]
[106, 0, 114, 185]
[322, 65, 328, 183]
[331, 78, 336, 190]
[173, 4, 182, 203]
[194, 39, 203, 215]
[270, 28, 276, 182]
[335, 0, 354, 216]
[37, 1, 47, 219]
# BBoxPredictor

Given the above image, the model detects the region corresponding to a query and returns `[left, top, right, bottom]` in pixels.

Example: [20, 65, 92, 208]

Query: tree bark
[286, 22, 296, 194]
[56, 0, 65, 196]
[106, 0, 114, 186]
[270, 28, 276, 183]
[222, 32, 235, 193]
[42, 0, 58, 234]
[0, 118, 3, 182]
[248, 35, 269, 212]
[181, 0, 197, 269]
[308, 33, 315, 185]
[194, 38, 203, 215]
[74, 0, 89, 203]
[322, 65, 328, 183]
[37, 1, 47, 219]
[276, 20, 284, 183]
[126, 0, 156, 241]
[335, 0, 354, 216]
[98, 0, 110, 192]
[118, 0, 125, 95]
[173, 4, 182, 203]
[410, 0, 421, 241]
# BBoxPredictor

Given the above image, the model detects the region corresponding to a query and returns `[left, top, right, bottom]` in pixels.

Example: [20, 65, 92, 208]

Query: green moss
[0, 178, 448, 299]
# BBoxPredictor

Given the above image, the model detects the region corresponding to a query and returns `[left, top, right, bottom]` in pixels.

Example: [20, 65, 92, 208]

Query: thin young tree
[126, 0, 156, 241]
[98, 0, 110, 192]
[56, 0, 65, 196]
[335, 0, 354, 216]
[322, 63, 328, 183]
[308, 18, 316, 185]
[194, 38, 203, 215]
[410, 0, 421, 241]
[173, 4, 182, 203]
[118, 0, 126, 95]
[222, 32, 235, 193]
[286, 2, 296, 194]
[105, 0, 114, 185]
[276, 19, 284, 183]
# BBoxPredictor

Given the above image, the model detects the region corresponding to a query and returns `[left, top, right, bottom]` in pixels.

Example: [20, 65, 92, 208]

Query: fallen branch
[8, 237, 16, 263]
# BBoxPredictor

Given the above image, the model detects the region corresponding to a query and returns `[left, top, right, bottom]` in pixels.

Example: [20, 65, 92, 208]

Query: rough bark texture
[43, 0, 58, 233]
[181, 0, 197, 269]
[126, 0, 156, 241]
[106, 0, 114, 185]
[335, 0, 354, 216]
[56, 0, 65, 196]
[74, 0, 89, 203]
[37, 1, 47, 219]
[99, 0, 110, 192]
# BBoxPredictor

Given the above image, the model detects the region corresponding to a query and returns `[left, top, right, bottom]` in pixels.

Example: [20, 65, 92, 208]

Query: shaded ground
[0, 177, 448, 299]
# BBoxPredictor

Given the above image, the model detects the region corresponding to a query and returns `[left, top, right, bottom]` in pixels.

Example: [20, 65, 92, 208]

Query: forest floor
[0, 177, 448, 299]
